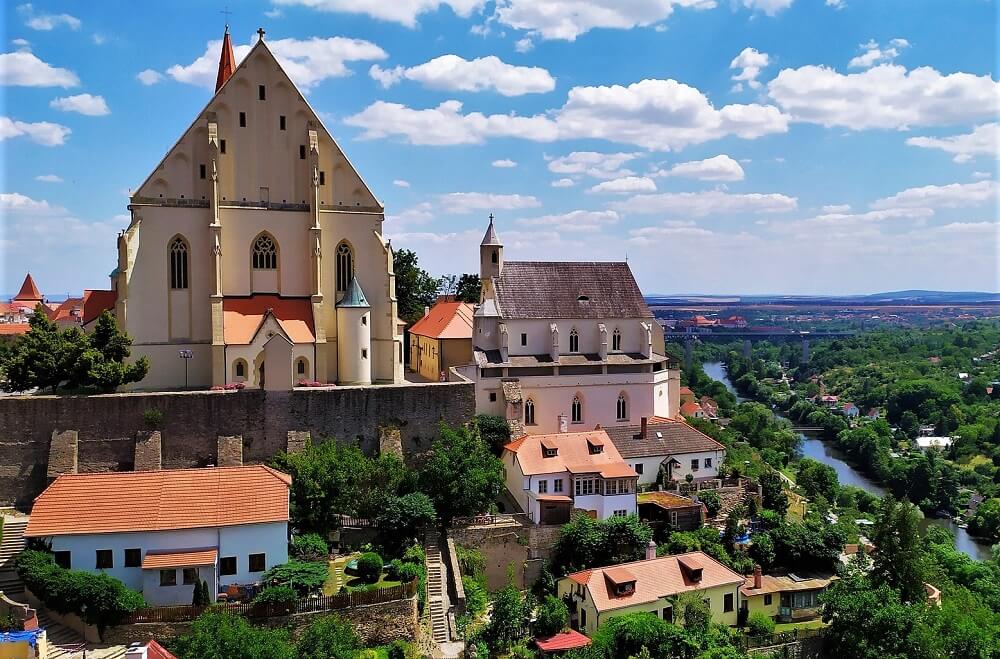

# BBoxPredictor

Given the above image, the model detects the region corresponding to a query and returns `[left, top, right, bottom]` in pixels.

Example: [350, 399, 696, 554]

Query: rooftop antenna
[220, 6, 232, 29]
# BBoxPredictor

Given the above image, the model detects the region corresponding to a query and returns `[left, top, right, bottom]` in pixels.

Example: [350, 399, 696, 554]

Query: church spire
[215, 24, 236, 93]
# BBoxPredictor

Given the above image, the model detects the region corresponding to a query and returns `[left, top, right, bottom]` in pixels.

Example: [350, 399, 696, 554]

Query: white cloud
[767, 64, 1000, 130]
[50, 93, 110, 116]
[821, 204, 851, 213]
[492, 159, 517, 168]
[514, 37, 533, 53]
[740, 0, 794, 16]
[551, 178, 575, 187]
[11, 38, 30, 49]
[905, 123, 998, 163]
[971, 171, 992, 180]
[438, 191, 541, 214]
[167, 36, 387, 89]
[393, 179, 411, 188]
[730, 47, 769, 90]
[0, 116, 70, 146]
[17, 4, 81, 30]
[608, 189, 797, 216]
[136, 69, 163, 85]
[652, 154, 745, 181]
[871, 180, 998, 210]
[0, 51, 78, 87]
[92, 33, 106, 45]
[491, 0, 716, 42]
[848, 38, 908, 69]
[35, 174, 63, 183]
[264, 8, 284, 18]
[548, 151, 639, 179]
[370, 54, 555, 96]
[272, 0, 483, 27]
[826, 0, 845, 8]
[588, 176, 657, 194]
[516, 209, 620, 231]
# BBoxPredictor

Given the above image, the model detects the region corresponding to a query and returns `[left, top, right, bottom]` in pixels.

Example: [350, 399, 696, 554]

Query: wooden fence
[739, 627, 825, 651]
[120, 580, 417, 624]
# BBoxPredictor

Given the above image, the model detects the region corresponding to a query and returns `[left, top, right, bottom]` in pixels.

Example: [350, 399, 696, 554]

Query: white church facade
[114, 28, 404, 390]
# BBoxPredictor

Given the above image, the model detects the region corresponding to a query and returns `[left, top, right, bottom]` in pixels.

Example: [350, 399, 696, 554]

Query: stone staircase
[0, 517, 28, 596]
[424, 532, 449, 646]
[36, 610, 128, 659]
[708, 489, 749, 531]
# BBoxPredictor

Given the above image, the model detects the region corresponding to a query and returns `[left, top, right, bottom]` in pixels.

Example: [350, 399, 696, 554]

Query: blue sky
[2, 0, 998, 297]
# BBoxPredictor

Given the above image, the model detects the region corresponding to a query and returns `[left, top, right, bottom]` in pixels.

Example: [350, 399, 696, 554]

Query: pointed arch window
[525, 398, 536, 425]
[252, 234, 277, 269]
[616, 393, 628, 421]
[169, 237, 189, 289]
[569, 328, 579, 353]
[612, 328, 622, 352]
[571, 396, 582, 423]
[336, 242, 354, 294]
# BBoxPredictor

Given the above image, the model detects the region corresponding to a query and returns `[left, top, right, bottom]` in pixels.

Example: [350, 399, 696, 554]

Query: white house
[603, 417, 727, 486]
[24, 465, 291, 606]
[502, 429, 638, 524]
[455, 218, 681, 436]
[915, 436, 953, 452]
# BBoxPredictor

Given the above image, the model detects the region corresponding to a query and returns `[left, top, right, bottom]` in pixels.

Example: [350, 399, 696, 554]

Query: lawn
[773, 619, 827, 633]
[343, 572, 402, 590]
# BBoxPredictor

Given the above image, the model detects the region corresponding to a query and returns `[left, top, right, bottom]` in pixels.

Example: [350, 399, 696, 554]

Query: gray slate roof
[493, 261, 652, 320]
[604, 420, 726, 459]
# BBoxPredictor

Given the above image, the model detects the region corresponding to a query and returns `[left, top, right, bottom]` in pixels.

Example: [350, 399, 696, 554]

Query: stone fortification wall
[0, 382, 473, 507]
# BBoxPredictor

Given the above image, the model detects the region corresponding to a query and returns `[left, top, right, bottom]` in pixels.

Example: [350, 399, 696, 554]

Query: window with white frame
[569, 328, 579, 353]
[613, 510, 628, 517]
[553, 478, 563, 492]
[538, 480, 548, 493]
[169, 237, 189, 289]
[525, 398, 536, 425]
[575, 477, 595, 496]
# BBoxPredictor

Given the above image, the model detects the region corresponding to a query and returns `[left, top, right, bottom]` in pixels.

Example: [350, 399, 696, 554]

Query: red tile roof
[408, 301, 474, 340]
[26, 465, 291, 537]
[142, 549, 219, 569]
[51, 297, 84, 324]
[82, 289, 117, 325]
[145, 640, 179, 659]
[0, 323, 30, 335]
[216, 27, 236, 92]
[13, 274, 42, 302]
[680, 402, 703, 416]
[534, 630, 591, 652]
[222, 296, 315, 344]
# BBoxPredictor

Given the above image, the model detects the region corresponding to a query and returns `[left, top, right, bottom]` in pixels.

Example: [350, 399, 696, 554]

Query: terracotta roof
[0, 323, 30, 335]
[145, 640, 179, 659]
[505, 430, 636, 479]
[740, 573, 834, 597]
[680, 402, 703, 416]
[679, 386, 694, 395]
[493, 262, 652, 320]
[82, 289, 117, 325]
[567, 570, 592, 585]
[215, 26, 236, 92]
[603, 419, 725, 459]
[26, 465, 291, 537]
[142, 549, 218, 569]
[51, 297, 84, 323]
[222, 296, 315, 344]
[408, 301, 474, 339]
[535, 630, 591, 652]
[565, 551, 743, 613]
[637, 491, 702, 511]
[13, 274, 43, 302]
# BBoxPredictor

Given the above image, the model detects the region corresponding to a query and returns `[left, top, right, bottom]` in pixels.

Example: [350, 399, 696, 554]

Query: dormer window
[587, 439, 604, 455]
[577, 295, 589, 302]
[616, 582, 635, 596]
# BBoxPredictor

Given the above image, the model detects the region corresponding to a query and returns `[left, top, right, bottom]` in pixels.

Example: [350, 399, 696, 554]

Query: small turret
[336, 277, 372, 385]
[479, 214, 503, 302]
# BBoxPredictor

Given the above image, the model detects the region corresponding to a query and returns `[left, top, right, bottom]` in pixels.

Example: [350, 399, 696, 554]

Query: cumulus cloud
[136, 69, 163, 85]
[393, 179, 411, 188]
[492, 159, 517, 168]
[651, 154, 745, 181]
[0, 116, 70, 146]
[730, 47, 769, 90]
[516, 209, 620, 231]
[821, 204, 851, 213]
[971, 171, 992, 180]
[438, 191, 541, 214]
[588, 176, 657, 194]
[370, 54, 555, 96]
[548, 151, 639, 179]
[272, 0, 483, 27]
[741, 0, 794, 16]
[871, 180, 998, 210]
[0, 51, 79, 87]
[848, 38, 909, 69]
[608, 189, 797, 216]
[905, 123, 998, 163]
[49, 93, 110, 116]
[826, 0, 845, 8]
[514, 37, 533, 53]
[35, 174, 62, 183]
[551, 178, 575, 187]
[17, 4, 81, 30]
[767, 64, 1000, 130]
[167, 35, 387, 89]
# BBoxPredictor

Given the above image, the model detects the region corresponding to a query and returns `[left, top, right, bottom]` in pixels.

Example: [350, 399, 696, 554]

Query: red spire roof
[13, 273, 42, 302]
[215, 26, 236, 92]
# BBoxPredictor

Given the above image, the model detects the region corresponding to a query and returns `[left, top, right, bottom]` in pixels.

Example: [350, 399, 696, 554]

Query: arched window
[571, 396, 582, 423]
[234, 360, 247, 379]
[569, 328, 579, 353]
[169, 237, 189, 289]
[296, 358, 307, 376]
[616, 393, 628, 421]
[336, 242, 354, 294]
[525, 399, 535, 425]
[612, 328, 622, 352]
[252, 233, 277, 269]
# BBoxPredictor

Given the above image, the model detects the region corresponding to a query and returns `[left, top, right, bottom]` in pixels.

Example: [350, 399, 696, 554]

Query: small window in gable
[258, 85, 266, 101]
[279, 115, 286, 130]
[220, 139, 227, 154]
[239, 111, 247, 127]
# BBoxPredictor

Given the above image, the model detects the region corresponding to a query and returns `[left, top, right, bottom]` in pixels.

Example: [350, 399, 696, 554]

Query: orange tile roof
[505, 430, 636, 479]
[222, 296, 315, 344]
[26, 465, 291, 537]
[82, 289, 117, 325]
[145, 640, 179, 659]
[0, 323, 30, 335]
[535, 630, 591, 652]
[564, 551, 743, 613]
[51, 297, 84, 323]
[142, 548, 218, 569]
[13, 273, 43, 302]
[680, 402, 703, 416]
[739, 574, 834, 597]
[679, 386, 694, 395]
[408, 301, 474, 339]
[216, 27, 236, 92]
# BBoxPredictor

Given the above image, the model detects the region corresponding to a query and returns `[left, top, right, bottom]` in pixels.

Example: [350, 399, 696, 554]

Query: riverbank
[702, 361, 993, 561]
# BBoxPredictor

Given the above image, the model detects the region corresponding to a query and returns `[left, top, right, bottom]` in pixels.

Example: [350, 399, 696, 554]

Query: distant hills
[646, 290, 1000, 305]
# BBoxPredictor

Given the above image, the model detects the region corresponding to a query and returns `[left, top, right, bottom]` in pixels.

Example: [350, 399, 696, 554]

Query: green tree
[484, 583, 533, 653]
[376, 492, 437, 537]
[474, 414, 512, 455]
[758, 470, 789, 514]
[418, 423, 504, 523]
[356, 552, 383, 584]
[261, 560, 329, 595]
[393, 248, 440, 326]
[297, 616, 362, 659]
[746, 610, 774, 636]
[1, 306, 69, 392]
[172, 611, 296, 659]
[796, 458, 840, 501]
[454, 273, 482, 303]
[820, 575, 922, 659]
[290, 533, 329, 561]
[967, 498, 1000, 542]
[552, 513, 652, 574]
[585, 612, 693, 659]
[871, 497, 926, 603]
[534, 595, 569, 637]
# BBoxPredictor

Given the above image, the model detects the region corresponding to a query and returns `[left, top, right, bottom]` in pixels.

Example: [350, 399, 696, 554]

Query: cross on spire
[488, 213, 494, 223]
[257, 27, 266, 41]
[220, 6, 232, 28]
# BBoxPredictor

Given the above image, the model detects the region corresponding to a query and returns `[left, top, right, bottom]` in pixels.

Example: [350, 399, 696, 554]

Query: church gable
[134, 34, 380, 211]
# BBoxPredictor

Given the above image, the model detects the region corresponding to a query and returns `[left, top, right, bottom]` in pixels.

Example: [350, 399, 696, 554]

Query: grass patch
[773, 619, 827, 633]
[344, 572, 402, 590]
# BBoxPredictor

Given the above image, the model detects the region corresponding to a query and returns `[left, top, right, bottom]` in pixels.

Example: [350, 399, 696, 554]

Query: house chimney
[753, 564, 762, 589]
[646, 540, 657, 560]
[423, 305, 430, 317]
[558, 413, 568, 433]
[640, 417, 648, 439]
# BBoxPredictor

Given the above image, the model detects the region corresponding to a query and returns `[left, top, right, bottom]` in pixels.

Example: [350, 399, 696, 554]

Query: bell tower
[479, 214, 503, 302]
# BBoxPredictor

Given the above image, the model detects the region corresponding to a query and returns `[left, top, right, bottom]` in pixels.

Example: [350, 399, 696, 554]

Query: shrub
[253, 585, 297, 613]
[261, 560, 329, 595]
[699, 490, 723, 517]
[297, 615, 361, 659]
[291, 533, 329, 561]
[386, 559, 422, 584]
[172, 611, 296, 659]
[387, 640, 419, 659]
[463, 576, 487, 616]
[143, 408, 163, 429]
[355, 552, 383, 584]
[747, 611, 775, 637]
[534, 595, 569, 637]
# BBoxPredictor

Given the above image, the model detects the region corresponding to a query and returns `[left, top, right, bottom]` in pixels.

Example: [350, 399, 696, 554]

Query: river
[702, 362, 993, 561]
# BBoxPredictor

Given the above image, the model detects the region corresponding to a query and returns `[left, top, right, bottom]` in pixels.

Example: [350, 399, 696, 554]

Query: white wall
[501, 318, 648, 356]
[142, 564, 217, 607]
[666, 449, 725, 482]
[575, 493, 636, 519]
